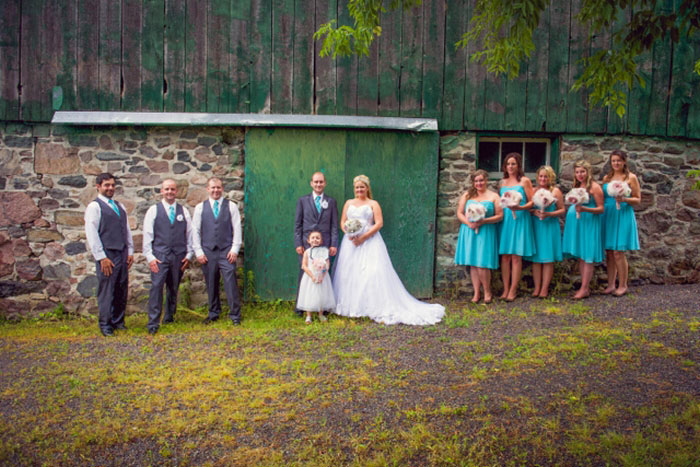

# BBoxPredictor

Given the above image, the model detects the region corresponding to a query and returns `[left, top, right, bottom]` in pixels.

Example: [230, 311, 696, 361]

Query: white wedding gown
[332, 204, 445, 325]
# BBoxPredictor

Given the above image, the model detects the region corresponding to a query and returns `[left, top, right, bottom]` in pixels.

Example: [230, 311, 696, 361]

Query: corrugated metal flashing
[51, 112, 438, 132]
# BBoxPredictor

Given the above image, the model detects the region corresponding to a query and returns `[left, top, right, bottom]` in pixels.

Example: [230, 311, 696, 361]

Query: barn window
[477, 136, 558, 177]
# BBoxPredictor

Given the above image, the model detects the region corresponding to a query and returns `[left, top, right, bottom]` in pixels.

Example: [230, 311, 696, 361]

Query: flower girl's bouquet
[344, 218, 365, 238]
[309, 246, 329, 282]
[532, 189, 556, 220]
[606, 180, 632, 210]
[466, 203, 487, 234]
[565, 188, 590, 219]
[500, 190, 522, 220]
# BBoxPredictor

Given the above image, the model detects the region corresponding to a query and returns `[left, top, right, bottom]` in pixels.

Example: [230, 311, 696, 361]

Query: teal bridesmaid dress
[454, 200, 499, 269]
[526, 203, 562, 263]
[602, 183, 640, 251]
[562, 196, 604, 263]
[498, 185, 536, 257]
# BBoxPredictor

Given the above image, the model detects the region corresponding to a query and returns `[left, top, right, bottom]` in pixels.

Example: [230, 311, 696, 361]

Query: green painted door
[244, 127, 439, 300]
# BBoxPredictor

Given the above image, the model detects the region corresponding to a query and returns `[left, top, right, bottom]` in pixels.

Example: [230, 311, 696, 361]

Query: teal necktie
[315, 195, 321, 213]
[169, 205, 175, 224]
[213, 200, 220, 219]
[108, 199, 120, 217]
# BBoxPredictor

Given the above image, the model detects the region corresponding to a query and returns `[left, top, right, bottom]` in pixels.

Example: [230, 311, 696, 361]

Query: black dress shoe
[202, 316, 219, 324]
[162, 317, 174, 324]
[100, 328, 114, 337]
[148, 328, 158, 335]
[231, 319, 241, 326]
[113, 324, 127, 331]
[294, 309, 303, 317]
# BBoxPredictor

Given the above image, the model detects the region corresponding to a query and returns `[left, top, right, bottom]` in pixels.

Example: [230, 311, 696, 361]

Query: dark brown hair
[602, 150, 630, 183]
[502, 152, 524, 181]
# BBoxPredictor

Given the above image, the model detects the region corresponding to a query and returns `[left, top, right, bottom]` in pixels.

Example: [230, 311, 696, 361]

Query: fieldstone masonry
[435, 132, 700, 296]
[0, 123, 698, 318]
[0, 123, 245, 319]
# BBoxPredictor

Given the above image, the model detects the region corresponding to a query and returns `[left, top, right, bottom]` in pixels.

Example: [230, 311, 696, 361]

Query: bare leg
[532, 263, 542, 297]
[469, 266, 481, 303]
[540, 263, 554, 298]
[574, 260, 593, 299]
[614, 251, 629, 296]
[500, 255, 511, 299]
[507, 255, 522, 300]
[478, 268, 493, 302]
[604, 250, 617, 294]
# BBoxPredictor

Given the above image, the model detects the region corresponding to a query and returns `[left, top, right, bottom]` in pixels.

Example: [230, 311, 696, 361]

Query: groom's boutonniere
[176, 214, 184, 222]
[320, 200, 329, 210]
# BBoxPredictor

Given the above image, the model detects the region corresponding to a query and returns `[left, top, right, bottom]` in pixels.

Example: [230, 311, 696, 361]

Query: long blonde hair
[535, 166, 556, 192]
[353, 174, 373, 199]
[573, 160, 593, 191]
[467, 169, 489, 200]
[602, 150, 630, 183]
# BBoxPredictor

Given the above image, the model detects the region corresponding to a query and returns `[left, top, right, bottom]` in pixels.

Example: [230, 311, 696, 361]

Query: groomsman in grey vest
[192, 177, 243, 325]
[142, 179, 194, 335]
[84, 173, 134, 336]
[294, 171, 338, 315]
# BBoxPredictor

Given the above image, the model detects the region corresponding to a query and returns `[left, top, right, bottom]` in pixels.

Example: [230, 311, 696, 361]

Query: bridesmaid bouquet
[344, 219, 365, 238]
[565, 188, 590, 219]
[606, 181, 632, 210]
[532, 189, 556, 220]
[466, 203, 487, 234]
[500, 190, 522, 220]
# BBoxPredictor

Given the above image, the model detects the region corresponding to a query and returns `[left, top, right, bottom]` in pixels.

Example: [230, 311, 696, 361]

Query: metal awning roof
[51, 112, 438, 132]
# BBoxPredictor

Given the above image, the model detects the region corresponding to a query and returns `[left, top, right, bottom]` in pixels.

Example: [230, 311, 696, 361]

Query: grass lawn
[0, 285, 698, 466]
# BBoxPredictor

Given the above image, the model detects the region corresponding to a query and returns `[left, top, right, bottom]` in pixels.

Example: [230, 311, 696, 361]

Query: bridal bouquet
[500, 190, 522, 220]
[532, 189, 556, 220]
[344, 218, 365, 238]
[606, 180, 632, 210]
[565, 188, 590, 219]
[466, 203, 487, 234]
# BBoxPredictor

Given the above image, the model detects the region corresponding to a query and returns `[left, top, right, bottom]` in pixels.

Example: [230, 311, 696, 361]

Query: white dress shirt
[142, 200, 194, 263]
[84, 194, 135, 261]
[192, 198, 242, 258]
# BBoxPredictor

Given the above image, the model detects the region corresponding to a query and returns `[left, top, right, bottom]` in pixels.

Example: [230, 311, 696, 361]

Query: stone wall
[1, 123, 699, 318]
[435, 133, 700, 296]
[0, 123, 245, 319]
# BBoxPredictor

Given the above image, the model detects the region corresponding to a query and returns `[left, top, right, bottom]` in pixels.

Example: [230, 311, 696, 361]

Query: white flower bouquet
[466, 203, 487, 234]
[565, 187, 590, 219]
[606, 180, 632, 210]
[344, 218, 365, 238]
[309, 246, 329, 281]
[500, 190, 522, 220]
[532, 189, 556, 220]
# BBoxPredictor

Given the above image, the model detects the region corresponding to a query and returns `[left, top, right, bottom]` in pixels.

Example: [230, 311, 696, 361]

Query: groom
[294, 171, 338, 316]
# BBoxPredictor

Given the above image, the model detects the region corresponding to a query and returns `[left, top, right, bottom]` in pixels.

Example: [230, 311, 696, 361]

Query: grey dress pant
[147, 252, 185, 331]
[202, 247, 241, 321]
[96, 248, 129, 332]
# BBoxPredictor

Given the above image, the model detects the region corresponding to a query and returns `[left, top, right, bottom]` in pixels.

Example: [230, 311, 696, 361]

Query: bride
[332, 175, 445, 325]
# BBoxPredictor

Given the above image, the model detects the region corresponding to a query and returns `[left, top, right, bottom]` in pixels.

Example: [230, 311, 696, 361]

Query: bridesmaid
[455, 170, 504, 303]
[527, 166, 565, 298]
[562, 160, 605, 299]
[601, 150, 641, 296]
[498, 153, 536, 301]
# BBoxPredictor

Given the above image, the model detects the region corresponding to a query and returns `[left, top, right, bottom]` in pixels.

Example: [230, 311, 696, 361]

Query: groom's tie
[315, 195, 321, 213]
[213, 200, 220, 219]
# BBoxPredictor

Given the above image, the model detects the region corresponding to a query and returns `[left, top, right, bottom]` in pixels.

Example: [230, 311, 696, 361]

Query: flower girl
[297, 231, 336, 323]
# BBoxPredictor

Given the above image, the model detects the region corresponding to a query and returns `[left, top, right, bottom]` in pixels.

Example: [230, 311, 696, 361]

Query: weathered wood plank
[682, 16, 700, 138]
[442, 0, 467, 129]
[184, 0, 207, 112]
[335, 1, 358, 115]
[504, 63, 527, 131]
[141, 0, 164, 111]
[206, 0, 231, 113]
[98, 0, 121, 110]
[292, 0, 314, 114]
[314, 0, 337, 114]
[0, 0, 21, 120]
[566, 0, 590, 133]
[121, 0, 142, 110]
[230, 0, 251, 113]
[164, 0, 186, 111]
[399, 2, 423, 117]
[421, 0, 445, 120]
[606, 5, 630, 135]
[356, 39, 379, 116]
[466, 1, 489, 130]
[646, 0, 673, 135]
[545, 0, 570, 132]
[377, 7, 402, 116]
[20, 0, 47, 120]
[586, 24, 611, 133]
[250, 0, 272, 112]
[76, 0, 100, 110]
[524, 4, 549, 132]
[270, 0, 294, 113]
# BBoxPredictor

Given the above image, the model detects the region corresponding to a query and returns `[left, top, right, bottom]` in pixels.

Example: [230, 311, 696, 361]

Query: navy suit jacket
[294, 193, 338, 250]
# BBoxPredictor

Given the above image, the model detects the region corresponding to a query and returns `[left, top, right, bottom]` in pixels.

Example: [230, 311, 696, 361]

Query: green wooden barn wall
[1, 0, 700, 138]
[244, 127, 439, 300]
